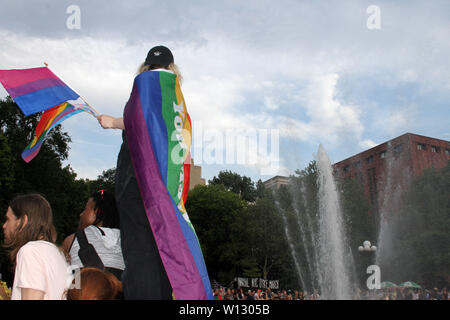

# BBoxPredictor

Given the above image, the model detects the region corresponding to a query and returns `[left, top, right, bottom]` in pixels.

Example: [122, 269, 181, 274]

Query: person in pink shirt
[1, 194, 69, 300]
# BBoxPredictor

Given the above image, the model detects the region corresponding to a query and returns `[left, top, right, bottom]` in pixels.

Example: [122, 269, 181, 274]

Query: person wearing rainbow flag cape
[97, 46, 213, 300]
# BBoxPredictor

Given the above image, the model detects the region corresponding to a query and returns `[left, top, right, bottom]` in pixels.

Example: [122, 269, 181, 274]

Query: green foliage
[208, 170, 257, 202]
[0, 133, 15, 202]
[255, 179, 266, 199]
[284, 162, 321, 291]
[191, 158, 449, 290]
[186, 184, 246, 284]
[1, 93, 447, 291]
[338, 175, 375, 287]
[383, 161, 450, 288]
[86, 167, 116, 195]
[273, 161, 377, 291]
[245, 195, 293, 282]
[0, 97, 88, 242]
[187, 171, 298, 289]
[0, 97, 91, 284]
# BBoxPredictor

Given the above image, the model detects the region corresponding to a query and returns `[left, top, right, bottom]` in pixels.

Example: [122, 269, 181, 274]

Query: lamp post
[358, 240, 377, 294]
[358, 240, 377, 253]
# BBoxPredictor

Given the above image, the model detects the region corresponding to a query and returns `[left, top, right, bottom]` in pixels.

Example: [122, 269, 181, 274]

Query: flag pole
[43, 62, 100, 117]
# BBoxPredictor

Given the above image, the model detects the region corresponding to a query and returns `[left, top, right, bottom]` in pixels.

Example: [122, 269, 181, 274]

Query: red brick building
[333, 133, 450, 213]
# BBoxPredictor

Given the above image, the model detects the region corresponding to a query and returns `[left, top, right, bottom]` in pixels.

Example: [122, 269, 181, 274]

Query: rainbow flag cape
[123, 70, 213, 300]
[0, 67, 79, 116]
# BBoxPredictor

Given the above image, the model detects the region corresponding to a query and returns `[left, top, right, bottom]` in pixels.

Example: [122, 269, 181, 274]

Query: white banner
[235, 277, 279, 289]
[237, 277, 249, 288]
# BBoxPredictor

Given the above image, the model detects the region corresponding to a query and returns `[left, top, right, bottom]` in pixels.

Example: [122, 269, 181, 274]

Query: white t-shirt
[11, 241, 69, 300]
[69, 226, 125, 271]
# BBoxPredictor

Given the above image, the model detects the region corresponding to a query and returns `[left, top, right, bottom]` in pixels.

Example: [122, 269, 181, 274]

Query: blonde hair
[137, 62, 183, 85]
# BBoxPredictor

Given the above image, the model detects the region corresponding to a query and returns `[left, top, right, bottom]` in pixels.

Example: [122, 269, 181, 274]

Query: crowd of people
[354, 287, 450, 300]
[213, 286, 450, 300]
[1, 191, 449, 301]
[0, 191, 124, 300]
[1, 45, 210, 301]
[213, 287, 321, 300]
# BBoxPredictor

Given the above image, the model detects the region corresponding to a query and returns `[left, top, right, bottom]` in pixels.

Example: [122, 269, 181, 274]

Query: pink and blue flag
[0, 66, 98, 162]
[0, 67, 79, 116]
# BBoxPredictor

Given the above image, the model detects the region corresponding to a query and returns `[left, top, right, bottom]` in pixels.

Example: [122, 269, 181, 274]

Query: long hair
[137, 62, 183, 85]
[66, 267, 122, 300]
[3, 194, 57, 267]
[90, 190, 120, 229]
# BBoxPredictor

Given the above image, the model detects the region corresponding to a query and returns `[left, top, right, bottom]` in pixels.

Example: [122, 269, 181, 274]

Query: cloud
[359, 139, 378, 149]
[1, 0, 449, 181]
[236, 73, 365, 146]
[264, 96, 280, 111]
[299, 73, 363, 142]
[0, 30, 138, 113]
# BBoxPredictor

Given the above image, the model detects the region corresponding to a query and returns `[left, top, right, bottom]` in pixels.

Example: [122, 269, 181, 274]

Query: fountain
[275, 144, 356, 299]
[375, 141, 413, 282]
[314, 144, 356, 299]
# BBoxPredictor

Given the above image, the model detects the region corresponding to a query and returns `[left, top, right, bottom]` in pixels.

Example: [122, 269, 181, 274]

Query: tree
[268, 161, 375, 291]
[0, 133, 15, 208]
[255, 179, 266, 199]
[186, 184, 247, 284]
[338, 175, 375, 288]
[0, 97, 89, 284]
[87, 167, 116, 195]
[284, 161, 321, 291]
[244, 194, 292, 281]
[208, 170, 257, 202]
[389, 162, 450, 288]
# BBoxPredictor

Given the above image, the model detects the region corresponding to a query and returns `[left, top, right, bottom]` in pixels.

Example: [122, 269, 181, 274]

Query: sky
[1, 0, 449, 184]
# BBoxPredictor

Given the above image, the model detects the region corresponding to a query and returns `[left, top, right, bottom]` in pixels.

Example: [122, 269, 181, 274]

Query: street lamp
[357, 240, 378, 296]
[358, 240, 376, 252]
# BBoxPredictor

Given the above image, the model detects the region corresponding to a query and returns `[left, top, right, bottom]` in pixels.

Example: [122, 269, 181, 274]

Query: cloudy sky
[1, 0, 449, 183]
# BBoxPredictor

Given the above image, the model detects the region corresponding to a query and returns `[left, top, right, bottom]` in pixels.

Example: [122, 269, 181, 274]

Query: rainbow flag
[0, 66, 98, 162]
[123, 70, 213, 300]
[0, 67, 79, 116]
[21, 101, 93, 163]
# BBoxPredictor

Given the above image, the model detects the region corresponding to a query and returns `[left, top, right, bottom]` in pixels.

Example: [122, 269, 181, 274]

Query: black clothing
[115, 132, 172, 299]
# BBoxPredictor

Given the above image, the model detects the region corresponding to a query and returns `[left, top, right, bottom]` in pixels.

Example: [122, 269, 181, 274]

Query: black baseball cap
[144, 45, 174, 67]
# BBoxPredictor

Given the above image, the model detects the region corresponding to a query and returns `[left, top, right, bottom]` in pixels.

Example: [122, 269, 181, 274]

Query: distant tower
[189, 158, 206, 190]
[263, 175, 289, 190]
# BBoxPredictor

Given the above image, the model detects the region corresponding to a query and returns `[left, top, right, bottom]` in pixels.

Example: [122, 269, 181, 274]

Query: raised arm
[97, 114, 125, 130]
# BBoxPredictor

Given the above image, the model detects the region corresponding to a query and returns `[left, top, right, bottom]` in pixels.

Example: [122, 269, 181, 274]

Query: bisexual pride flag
[123, 70, 213, 300]
[0, 67, 79, 116]
[0, 66, 97, 162]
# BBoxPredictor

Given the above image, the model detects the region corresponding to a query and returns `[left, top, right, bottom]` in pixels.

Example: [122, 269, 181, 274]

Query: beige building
[263, 175, 289, 190]
[189, 158, 206, 190]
